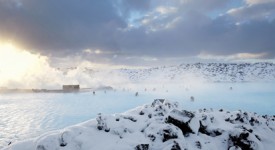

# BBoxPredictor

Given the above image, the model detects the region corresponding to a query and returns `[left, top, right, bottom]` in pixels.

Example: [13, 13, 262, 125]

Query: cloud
[83, 49, 103, 55]
[245, 0, 275, 5]
[227, 2, 275, 21]
[118, 11, 275, 57]
[0, 0, 126, 54]
[178, 0, 231, 12]
[0, 0, 274, 65]
[198, 52, 268, 61]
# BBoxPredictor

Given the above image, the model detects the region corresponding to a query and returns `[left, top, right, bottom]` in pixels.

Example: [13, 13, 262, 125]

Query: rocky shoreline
[4, 99, 275, 150]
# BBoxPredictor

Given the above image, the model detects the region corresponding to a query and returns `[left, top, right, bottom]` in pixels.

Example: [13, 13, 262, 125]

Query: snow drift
[4, 99, 275, 150]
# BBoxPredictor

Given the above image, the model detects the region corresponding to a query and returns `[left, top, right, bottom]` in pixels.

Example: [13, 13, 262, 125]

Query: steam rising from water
[0, 43, 136, 89]
[0, 42, 206, 90]
[0, 43, 72, 89]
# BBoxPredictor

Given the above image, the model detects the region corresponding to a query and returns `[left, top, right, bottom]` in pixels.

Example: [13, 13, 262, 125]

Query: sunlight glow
[0, 42, 48, 87]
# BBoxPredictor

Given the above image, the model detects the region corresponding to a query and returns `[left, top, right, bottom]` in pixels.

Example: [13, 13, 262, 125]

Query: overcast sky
[0, 0, 275, 66]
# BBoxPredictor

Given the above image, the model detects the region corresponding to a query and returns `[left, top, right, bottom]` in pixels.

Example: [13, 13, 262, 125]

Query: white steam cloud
[0, 42, 206, 91]
[0, 43, 131, 89]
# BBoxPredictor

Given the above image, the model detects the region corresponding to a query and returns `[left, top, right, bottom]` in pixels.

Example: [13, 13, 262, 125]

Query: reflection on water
[0, 82, 274, 148]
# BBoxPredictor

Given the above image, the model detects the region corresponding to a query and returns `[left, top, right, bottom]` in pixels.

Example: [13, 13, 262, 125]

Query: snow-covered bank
[4, 99, 275, 150]
[117, 62, 275, 83]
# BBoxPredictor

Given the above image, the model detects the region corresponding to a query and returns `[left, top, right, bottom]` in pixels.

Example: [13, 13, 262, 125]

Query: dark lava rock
[181, 110, 195, 118]
[166, 109, 195, 137]
[198, 121, 223, 137]
[139, 111, 145, 115]
[105, 128, 110, 132]
[151, 99, 165, 107]
[59, 133, 67, 147]
[241, 126, 253, 133]
[228, 132, 255, 150]
[162, 129, 178, 142]
[166, 116, 194, 137]
[148, 134, 156, 142]
[255, 135, 261, 141]
[171, 141, 181, 150]
[60, 142, 67, 147]
[195, 141, 202, 149]
[123, 116, 137, 122]
[135, 144, 149, 150]
[249, 117, 259, 126]
[96, 113, 110, 131]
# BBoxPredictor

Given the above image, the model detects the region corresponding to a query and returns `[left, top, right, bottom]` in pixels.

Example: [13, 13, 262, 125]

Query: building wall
[62, 85, 80, 91]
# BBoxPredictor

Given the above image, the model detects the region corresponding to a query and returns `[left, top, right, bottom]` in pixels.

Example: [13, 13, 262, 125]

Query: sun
[0, 42, 47, 86]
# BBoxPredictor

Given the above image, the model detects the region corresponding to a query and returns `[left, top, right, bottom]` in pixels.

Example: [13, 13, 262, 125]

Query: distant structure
[62, 85, 80, 91]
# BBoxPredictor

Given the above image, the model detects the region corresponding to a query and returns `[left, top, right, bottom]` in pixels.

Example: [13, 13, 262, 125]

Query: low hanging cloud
[227, 2, 275, 21]
[198, 52, 268, 61]
[0, 0, 274, 66]
[245, 0, 275, 5]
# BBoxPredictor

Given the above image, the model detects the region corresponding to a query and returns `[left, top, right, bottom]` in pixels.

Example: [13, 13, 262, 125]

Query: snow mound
[4, 99, 275, 150]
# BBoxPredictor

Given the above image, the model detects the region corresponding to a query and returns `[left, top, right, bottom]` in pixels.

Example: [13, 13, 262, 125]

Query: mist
[0, 43, 209, 90]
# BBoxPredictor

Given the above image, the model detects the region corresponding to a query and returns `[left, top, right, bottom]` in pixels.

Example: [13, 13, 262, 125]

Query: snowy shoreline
[3, 99, 275, 150]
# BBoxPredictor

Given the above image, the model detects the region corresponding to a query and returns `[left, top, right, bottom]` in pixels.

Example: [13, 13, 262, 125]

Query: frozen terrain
[1, 63, 275, 149]
[4, 99, 275, 150]
[76, 62, 275, 85]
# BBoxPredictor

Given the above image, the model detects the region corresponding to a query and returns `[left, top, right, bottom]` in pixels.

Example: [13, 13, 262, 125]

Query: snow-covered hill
[5, 99, 275, 150]
[117, 62, 275, 83]
[52, 62, 275, 89]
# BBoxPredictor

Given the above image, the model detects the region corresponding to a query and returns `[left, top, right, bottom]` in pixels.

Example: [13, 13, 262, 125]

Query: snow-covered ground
[76, 62, 275, 85]
[3, 99, 275, 150]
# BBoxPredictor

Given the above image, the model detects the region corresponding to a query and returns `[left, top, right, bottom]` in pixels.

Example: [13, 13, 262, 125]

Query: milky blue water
[0, 82, 274, 148]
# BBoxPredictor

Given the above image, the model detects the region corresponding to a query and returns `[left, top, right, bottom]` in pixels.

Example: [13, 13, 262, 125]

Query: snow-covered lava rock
[4, 99, 275, 150]
[118, 62, 275, 83]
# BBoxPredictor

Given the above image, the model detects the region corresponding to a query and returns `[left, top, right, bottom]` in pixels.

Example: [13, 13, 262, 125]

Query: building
[62, 85, 80, 91]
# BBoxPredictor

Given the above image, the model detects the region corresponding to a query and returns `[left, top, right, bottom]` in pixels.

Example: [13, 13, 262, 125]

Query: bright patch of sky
[127, 11, 144, 28]
[208, 0, 246, 19]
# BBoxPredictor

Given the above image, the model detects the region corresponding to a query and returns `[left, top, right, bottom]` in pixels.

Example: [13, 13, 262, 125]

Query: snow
[113, 62, 275, 83]
[1, 62, 275, 149]
[3, 99, 275, 150]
